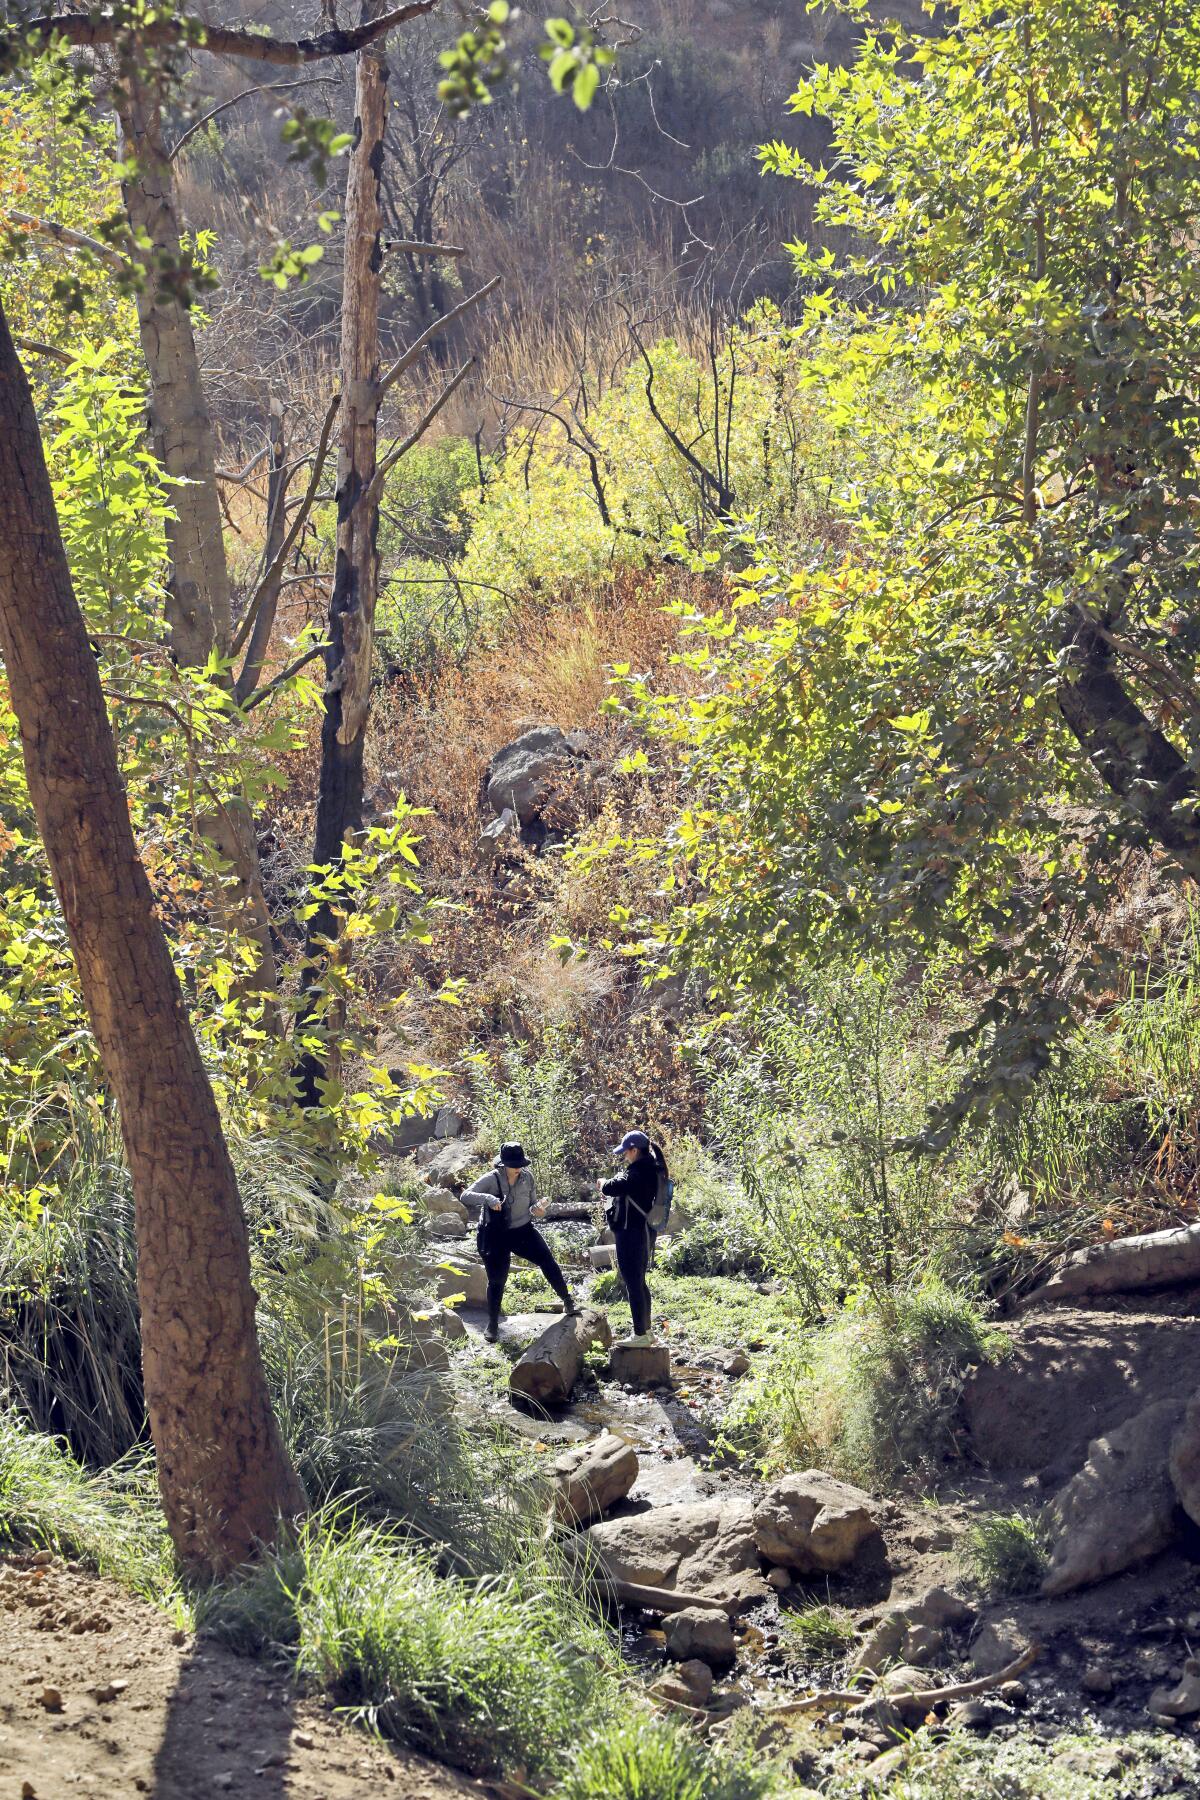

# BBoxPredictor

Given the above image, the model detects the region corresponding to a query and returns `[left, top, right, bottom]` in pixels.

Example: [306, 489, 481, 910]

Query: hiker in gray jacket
[465, 1141, 576, 1342]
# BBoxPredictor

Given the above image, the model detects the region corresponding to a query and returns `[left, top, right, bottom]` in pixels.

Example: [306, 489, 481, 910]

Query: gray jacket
[465, 1164, 538, 1230]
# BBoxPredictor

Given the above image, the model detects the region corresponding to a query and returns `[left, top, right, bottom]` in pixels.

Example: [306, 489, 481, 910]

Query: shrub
[700, 967, 965, 1317]
[556, 1714, 778, 1800]
[962, 1512, 1049, 1598]
[470, 1034, 581, 1197]
[723, 1279, 1001, 1488]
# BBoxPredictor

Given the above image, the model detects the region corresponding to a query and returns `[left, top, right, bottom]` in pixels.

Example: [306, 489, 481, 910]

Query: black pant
[481, 1222, 570, 1322]
[614, 1221, 653, 1336]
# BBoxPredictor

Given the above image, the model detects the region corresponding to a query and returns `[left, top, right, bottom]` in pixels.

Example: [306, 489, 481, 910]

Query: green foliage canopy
[623, 0, 1200, 1126]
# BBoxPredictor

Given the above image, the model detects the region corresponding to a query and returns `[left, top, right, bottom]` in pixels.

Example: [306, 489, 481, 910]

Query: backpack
[646, 1151, 674, 1233]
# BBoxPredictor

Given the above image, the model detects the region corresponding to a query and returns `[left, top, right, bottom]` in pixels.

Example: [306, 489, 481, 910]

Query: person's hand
[533, 1201, 548, 1219]
[487, 1196, 503, 1211]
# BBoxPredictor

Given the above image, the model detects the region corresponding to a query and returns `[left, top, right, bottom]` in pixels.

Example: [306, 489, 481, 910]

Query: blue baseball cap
[613, 1130, 651, 1154]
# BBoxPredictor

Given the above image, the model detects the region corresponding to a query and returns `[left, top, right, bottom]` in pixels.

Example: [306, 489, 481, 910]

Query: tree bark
[115, 71, 279, 997]
[296, 11, 389, 1108]
[116, 70, 231, 668]
[0, 299, 305, 1573]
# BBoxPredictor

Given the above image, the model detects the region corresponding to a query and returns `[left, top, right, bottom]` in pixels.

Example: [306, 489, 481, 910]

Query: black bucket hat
[498, 1141, 531, 1169]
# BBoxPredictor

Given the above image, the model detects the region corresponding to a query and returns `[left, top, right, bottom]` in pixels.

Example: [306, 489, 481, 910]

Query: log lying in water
[509, 1305, 611, 1405]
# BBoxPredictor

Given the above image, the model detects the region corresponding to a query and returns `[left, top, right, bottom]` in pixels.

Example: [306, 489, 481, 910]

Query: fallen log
[509, 1305, 611, 1405]
[1026, 1220, 1200, 1306]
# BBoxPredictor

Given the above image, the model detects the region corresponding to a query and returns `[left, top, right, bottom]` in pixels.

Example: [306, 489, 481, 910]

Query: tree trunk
[116, 71, 232, 666]
[1058, 615, 1200, 879]
[297, 12, 389, 1108]
[115, 73, 279, 999]
[0, 299, 305, 1574]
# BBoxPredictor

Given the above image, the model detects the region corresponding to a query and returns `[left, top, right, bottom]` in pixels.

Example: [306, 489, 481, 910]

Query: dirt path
[0, 1554, 490, 1800]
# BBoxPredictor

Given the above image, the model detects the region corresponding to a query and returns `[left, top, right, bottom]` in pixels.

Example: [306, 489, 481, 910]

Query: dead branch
[377, 276, 500, 398]
[6, 210, 127, 268]
[368, 357, 474, 501]
[241, 641, 328, 712]
[230, 390, 339, 662]
[760, 1644, 1041, 1721]
[383, 238, 468, 258]
[13, 1, 441, 66]
[13, 336, 73, 366]
[169, 76, 340, 159]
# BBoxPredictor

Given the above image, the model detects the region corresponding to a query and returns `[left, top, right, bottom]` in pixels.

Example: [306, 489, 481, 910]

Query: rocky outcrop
[422, 1253, 489, 1307]
[485, 726, 591, 825]
[509, 1306, 612, 1405]
[584, 1500, 768, 1611]
[423, 1187, 468, 1221]
[853, 1587, 974, 1674]
[417, 1139, 480, 1191]
[552, 1430, 639, 1526]
[752, 1470, 880, 1572]
[1041, 1398, 1185, 1596]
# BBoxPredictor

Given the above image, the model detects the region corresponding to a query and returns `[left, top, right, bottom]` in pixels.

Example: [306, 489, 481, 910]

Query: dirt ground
[0, 1553, 491, 1800]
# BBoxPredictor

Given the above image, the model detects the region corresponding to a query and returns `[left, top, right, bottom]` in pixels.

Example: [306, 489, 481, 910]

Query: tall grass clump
[962, 1511, 1049, 1597]
[201, 1511, 618, 1782]
[0, 1089, 142, 1463]
[723, 1279, 1001, 1488]
[0, 1407, 174, 1599]
[470, 1032, 581, 1196]
[556, 1714, 779, 1800]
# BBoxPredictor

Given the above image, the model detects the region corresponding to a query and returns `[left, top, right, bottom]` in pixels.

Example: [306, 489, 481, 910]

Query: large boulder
[425, 1213, 468, 1240]
[418, 1139, 480, 1191]
[1042, 1398, 1185, 1596]
[422, 1253, 489, 1307]
[752, 1471, 880, 1572]
[485, 726, 590, 826]
[1169, 1391, 1200, 1526]
[423, 1187, 468, 1221]
[552, 1430, 639, 1526]
[510, 1307, 612, 1405]
[584, 1500, 768, 1611]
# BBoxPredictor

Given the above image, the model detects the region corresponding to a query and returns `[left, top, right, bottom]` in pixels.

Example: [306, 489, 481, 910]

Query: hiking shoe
[483, 1320, 500, 1344]
[562, 1296, 579, 1317]
[617, 1332, 653, 1348]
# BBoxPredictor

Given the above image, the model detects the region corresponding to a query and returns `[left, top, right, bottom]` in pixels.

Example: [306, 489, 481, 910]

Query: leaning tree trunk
[115, 69, 279, 997]
[0, 298, 305, 1574]
[296, 11, 389, 1109]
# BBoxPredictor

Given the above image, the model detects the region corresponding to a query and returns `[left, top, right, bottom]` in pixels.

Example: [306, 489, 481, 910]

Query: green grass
[556, 1714, 779, 1800]
[0, 1407, 177, 1602]
[199, 1510, 619, 1783]
[590, 1269, 801, 1354]
[961, 1510, 1049, 1597]
[779, 1602, 856, 1659]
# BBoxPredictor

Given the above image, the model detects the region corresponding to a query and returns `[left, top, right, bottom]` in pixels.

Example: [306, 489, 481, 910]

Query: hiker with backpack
[465, 1142, 577, 1343]
[599, 1130, 672, 1346]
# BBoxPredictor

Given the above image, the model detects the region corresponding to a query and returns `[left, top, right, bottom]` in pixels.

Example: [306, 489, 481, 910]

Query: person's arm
[600, 1170, 631, 1198]
[465, 1171, 504, 1211]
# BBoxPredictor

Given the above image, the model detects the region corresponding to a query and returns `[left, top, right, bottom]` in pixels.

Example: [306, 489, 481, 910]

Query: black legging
[614, 1220, 653, 1336]
[481, 1222, 571, 1322]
